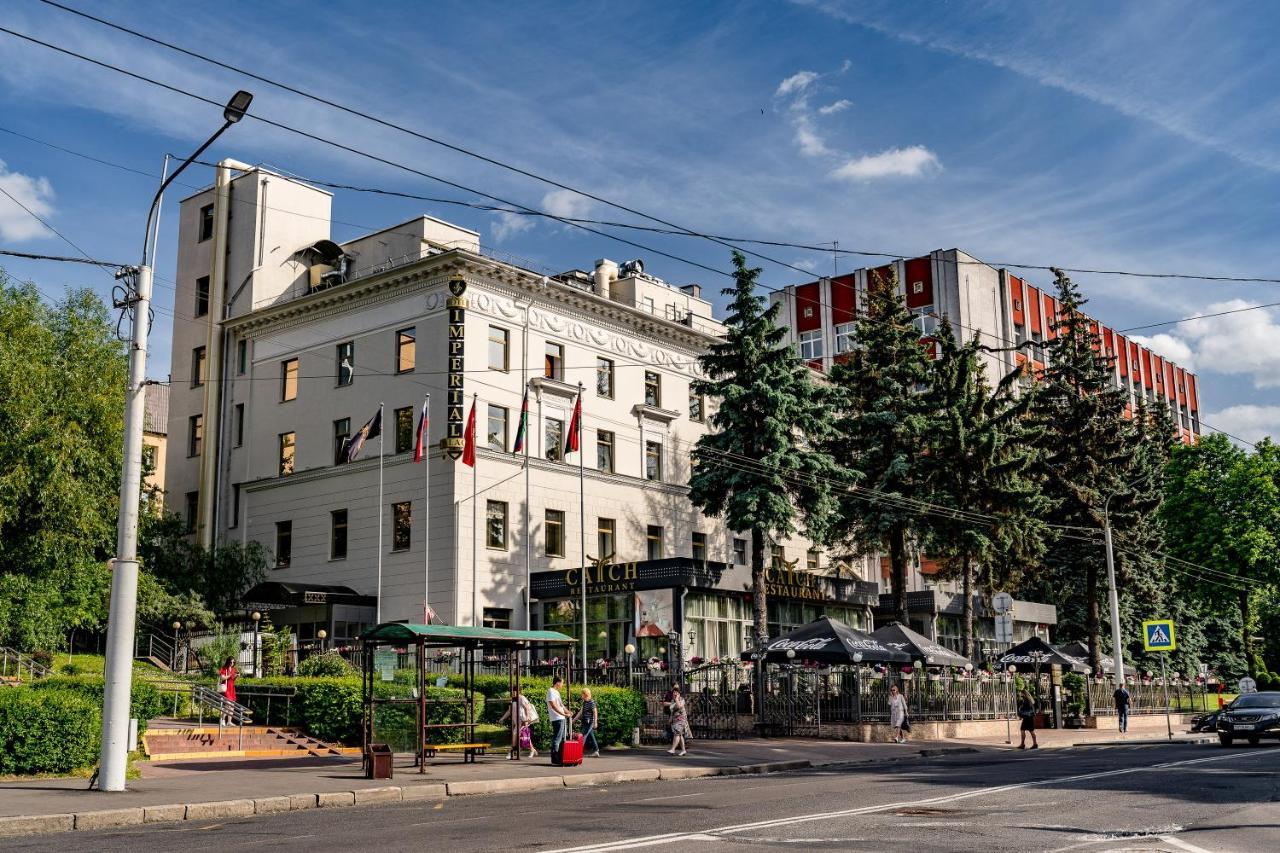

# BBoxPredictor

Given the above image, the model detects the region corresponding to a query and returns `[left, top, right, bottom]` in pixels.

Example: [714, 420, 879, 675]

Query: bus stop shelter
[359, 623, 575, 772]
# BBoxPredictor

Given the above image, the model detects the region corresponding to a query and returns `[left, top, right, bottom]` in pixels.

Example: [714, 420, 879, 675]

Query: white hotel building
[163, 161, 883, 665]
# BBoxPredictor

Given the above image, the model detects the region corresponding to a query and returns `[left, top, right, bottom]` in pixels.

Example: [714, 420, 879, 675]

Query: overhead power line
[0, 247, 126, 267]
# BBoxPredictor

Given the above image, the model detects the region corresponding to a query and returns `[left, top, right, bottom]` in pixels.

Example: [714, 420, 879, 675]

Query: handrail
[192, 685, 254, 749]
[0, 647, 51, 682]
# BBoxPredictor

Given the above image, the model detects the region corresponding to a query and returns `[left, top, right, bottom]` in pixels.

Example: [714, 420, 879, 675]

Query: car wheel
[1248, 737, 1260, 746]
[1219, 734, 1233, 746]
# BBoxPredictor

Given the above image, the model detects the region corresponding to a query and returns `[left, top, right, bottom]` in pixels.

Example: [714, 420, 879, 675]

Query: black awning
[869, 622, 972, 668]
[241, 581, 375, 609]
[740, 616, 911, 665]
[997, 636, 1090, 673]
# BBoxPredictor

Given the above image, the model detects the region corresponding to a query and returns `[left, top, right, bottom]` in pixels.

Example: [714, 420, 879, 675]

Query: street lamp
[170, 621, 181, 671]
[251, 612, 261, 677]
[1100, 469, 1161, 689]
[98, 89, 254, 793]
[317, 629, 327, 652]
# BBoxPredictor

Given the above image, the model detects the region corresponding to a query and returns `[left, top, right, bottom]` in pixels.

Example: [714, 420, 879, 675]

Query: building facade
[142, 383, 168, 508]
[165, 162, 881, 665]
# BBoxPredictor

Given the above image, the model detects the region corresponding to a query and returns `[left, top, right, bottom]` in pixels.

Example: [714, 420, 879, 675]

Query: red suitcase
[559, 734, 584, 767]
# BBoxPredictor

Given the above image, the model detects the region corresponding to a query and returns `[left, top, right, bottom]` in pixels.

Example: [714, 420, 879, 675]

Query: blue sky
[0, 0, 1277, 442]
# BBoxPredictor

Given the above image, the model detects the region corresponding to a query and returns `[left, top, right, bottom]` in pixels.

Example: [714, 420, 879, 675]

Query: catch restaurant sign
[763, 561, 830, 602]
[564, 555, 639, 595]
[442, 278, 468, 460]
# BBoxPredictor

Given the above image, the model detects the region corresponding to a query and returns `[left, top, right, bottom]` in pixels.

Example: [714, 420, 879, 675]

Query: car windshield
[1229, 693, 1280, 709]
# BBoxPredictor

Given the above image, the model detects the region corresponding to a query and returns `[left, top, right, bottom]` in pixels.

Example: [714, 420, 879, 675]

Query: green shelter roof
[359, 623, 575, 645]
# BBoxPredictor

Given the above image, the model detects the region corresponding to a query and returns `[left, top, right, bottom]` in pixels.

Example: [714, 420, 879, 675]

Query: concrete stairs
[142, 724, 362, 762]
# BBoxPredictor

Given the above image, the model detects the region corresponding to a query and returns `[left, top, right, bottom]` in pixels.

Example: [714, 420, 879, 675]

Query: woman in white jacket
[498, 688, 539, 759]
[888, 684, 909, 744]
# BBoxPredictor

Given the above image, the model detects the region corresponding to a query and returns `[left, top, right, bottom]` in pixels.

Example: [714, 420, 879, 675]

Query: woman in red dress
[218, 657, 238, 725]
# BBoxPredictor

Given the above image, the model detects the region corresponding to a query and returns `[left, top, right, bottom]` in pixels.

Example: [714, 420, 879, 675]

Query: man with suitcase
[547, 677, 572, 765]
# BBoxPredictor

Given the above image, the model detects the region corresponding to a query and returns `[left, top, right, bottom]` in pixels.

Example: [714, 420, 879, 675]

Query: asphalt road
[10, 742, 1279, 853]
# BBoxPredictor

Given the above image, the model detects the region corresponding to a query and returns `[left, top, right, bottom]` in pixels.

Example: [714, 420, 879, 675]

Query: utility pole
[98, 91, 253, 792]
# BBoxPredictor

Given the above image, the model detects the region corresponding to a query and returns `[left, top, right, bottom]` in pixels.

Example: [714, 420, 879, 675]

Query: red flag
[413, 397, 429, 463]
[461, 398, 476, 467]
[565, 391, 581, 455]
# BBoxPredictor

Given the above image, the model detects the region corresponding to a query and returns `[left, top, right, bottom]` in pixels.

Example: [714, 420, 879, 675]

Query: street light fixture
[98, 90, 254, 793]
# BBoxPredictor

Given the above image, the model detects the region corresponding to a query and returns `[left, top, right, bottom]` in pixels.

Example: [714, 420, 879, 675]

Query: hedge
[0, 688, 100, 775]
[29, 676, 167, 733]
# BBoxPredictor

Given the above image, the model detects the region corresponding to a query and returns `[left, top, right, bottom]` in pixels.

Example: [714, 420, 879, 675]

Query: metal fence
[1085, 681, 1217, 715]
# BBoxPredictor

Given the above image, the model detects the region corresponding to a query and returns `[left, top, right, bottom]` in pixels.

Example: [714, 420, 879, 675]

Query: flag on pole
[342, 408, 382, 463]
[512, 388, 530, 454]
[461, 398, 477, 467]
[413, 397, 430, 463]
[565, 391, 582, 455]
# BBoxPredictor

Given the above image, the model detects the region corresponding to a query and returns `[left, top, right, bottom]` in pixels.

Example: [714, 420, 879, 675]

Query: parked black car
[1216, 692, 1280, 745]
[1190, 710, 1220, 733]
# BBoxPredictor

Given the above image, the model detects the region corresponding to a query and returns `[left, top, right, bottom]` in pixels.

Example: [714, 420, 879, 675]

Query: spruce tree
[1021, 269, 1140, 672]
[919, 321, 1049, 659]
[825, 271, 930, 625]
[689, 252, 839, 650]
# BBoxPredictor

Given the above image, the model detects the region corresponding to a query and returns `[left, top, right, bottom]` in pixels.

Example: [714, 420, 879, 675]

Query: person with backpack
[498, 687, 539, 759]
[1018, 689, 1039, 749]
[1113, 682, 1132, 734]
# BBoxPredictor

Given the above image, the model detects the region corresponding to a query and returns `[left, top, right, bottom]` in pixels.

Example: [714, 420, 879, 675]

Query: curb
[1072, 736, 1215, 747]
[0, 758, 824, 838]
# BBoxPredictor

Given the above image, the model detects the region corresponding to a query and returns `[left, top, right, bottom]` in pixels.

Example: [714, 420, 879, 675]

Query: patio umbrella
[997, 636, 1090, 673]
[1058, 641, 1114, 674]
[740, 616, 911, 665]
[869, 622, 972, 669]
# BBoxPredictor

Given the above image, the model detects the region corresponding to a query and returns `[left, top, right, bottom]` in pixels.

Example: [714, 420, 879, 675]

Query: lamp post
[1006, 663, 1016, 744]
[624, 643, 636, 685]
[1100, 468, 1161, 689]
[251, 612, 261, 678]
[317, 629, 327, 653]
[853, 651, 863, 726]
[785, 649, 796, 736]
[98, 89, 254, 793]
[170, 621, 181, 672]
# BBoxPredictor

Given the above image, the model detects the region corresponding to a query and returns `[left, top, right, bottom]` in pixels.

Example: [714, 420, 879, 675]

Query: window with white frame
[798, 329, 823, 360]
[834, 322, 856, 354]
[910, 306, 939, 336]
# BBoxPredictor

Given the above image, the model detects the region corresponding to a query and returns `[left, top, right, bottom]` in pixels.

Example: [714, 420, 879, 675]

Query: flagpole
[423, 394, 431, 625]
[471, 392, 478, 628]
[376, 401, 384, 624]
[523, 384, 531, 632]
[577, 382, 586, 681]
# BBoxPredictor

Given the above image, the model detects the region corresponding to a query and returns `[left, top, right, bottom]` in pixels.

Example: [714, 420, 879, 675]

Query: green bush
[0, 688, 100, 775]
[30, 676, 166, 732]
[296, 652, 354, 678]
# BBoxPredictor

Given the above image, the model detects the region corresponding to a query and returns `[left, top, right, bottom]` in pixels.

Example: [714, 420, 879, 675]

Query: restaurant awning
[740, 616, 912, 665]
[360, 623, 575, 647]
[869, 622, 972, 668]
[997, 636, 1090, 673]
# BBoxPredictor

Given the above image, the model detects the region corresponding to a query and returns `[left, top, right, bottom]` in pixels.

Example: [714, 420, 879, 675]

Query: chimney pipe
[593, 258, 618, 299]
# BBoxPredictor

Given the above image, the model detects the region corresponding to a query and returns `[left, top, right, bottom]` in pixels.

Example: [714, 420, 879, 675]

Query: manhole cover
[893, 807, 958, 817]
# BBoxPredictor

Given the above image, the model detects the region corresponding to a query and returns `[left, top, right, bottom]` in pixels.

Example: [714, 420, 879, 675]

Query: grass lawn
[51, 654, 182, 678]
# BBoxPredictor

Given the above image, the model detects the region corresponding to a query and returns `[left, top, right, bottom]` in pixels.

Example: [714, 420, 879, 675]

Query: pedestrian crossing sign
[1142, 619, 1177, 652]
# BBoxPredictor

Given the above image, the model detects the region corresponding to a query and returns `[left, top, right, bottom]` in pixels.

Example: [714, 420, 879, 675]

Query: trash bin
[367, 743, 393, 780]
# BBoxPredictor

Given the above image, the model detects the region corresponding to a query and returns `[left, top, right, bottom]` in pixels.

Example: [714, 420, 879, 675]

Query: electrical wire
[0, 247, 127, 267]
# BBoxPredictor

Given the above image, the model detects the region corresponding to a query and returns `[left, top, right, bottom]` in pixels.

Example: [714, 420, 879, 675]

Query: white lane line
[1158, 835, 1218, 853]
[632, 792, 706, 802]
[547, 749, 1276, 853]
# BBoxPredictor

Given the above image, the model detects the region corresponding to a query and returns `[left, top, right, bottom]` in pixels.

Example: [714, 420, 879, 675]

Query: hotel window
[336, 341, 354, 386]
[798, 329, 823, 360]
[807, 549, 820, 571]
[545, 509, 565, 557]
[834, 322, 856, 354]
[194, 276, 209, 317]
[187, 414, 202, 457]
[274, 520, 292, 567]
[330, 509, 348, 560]
[488, 325, 509, 371]
[598, 518, 616, 560]
[191, 346, 206, 387]
[771, 544, 785, 569]
[733, 538, 747, 566]
[236, 339, 247, 374]
[333, 417, 350, 465]
[198, 204, 214, 241]
[278, 431, 295, 476]
[487, 405, 508, 452]
[642, 295, 655, 315]
[689, 393, 704, 423]
[545, 418, 564, 462]
[281, 358, 298, 402]
[184, 491, 198, 533]
[692, 532, 707, 563]
[486, 500, 508, 550]
[644, 371, 661, 407]
[645, 440, 662, 482]
[392, 501, 412, 551]
[596, 357, 614, 398]
[646, 525, 664, 560]
[396, 327, 416, 373]
[234, 403, 245, 447]
[544, 342, 564, 381]
[596, 429, 614, 473]
[483, 608, 512, 630]
[394, 407, 414, 453]
[911, 306, 939, 336]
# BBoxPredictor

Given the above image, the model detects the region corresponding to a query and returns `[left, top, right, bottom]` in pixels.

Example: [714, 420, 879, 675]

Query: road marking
[546, 749, 1273, 852]
[1158, 836, 1216, 853]
[632, 792, 706, 802]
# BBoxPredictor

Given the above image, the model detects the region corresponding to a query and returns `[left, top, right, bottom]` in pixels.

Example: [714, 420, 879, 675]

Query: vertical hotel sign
[442, 278, 468, 460]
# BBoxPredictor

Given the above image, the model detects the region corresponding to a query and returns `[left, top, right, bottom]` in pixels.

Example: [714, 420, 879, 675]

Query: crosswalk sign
[1142, 619, 1177, 652]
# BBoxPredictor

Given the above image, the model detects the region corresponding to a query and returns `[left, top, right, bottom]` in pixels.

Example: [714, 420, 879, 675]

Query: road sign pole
[1160, 652, 1172, 740]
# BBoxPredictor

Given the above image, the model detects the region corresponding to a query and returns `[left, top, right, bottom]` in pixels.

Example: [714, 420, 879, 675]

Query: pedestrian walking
[217, 656, 238, 726]
[498, 687, 539, 759]
[1018, 689, 1039, 749]
[573, 688, 601, 758]
[888, 683, 909, 743]
[667, 686, 690, 755]
[1113, 682, 1132, 734]
[546, 676, 571, 762]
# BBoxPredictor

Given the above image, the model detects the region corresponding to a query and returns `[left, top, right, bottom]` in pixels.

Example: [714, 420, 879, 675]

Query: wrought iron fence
[1085, 681, 1216, 715]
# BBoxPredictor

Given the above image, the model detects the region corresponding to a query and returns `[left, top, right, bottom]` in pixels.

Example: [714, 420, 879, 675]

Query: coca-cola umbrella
[868, 621, 972, 669]
[739, 616, 911, 665]
[997, 636, 1090, 674]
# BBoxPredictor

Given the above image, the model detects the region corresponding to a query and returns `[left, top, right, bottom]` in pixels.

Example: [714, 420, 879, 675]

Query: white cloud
[541, 188, 594, 220]
[818, 99, 853, 115]
[793, 115, 833, 157]
[0, 160, 55, 242]
[775, 70, 820, 98]
[831, 145, 941, 180]
[1130, 332, 1195, 371]
[1203, 404, 1280, 445]
[491, 211, 533, 243]
[1140, 300, 1280, 389]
